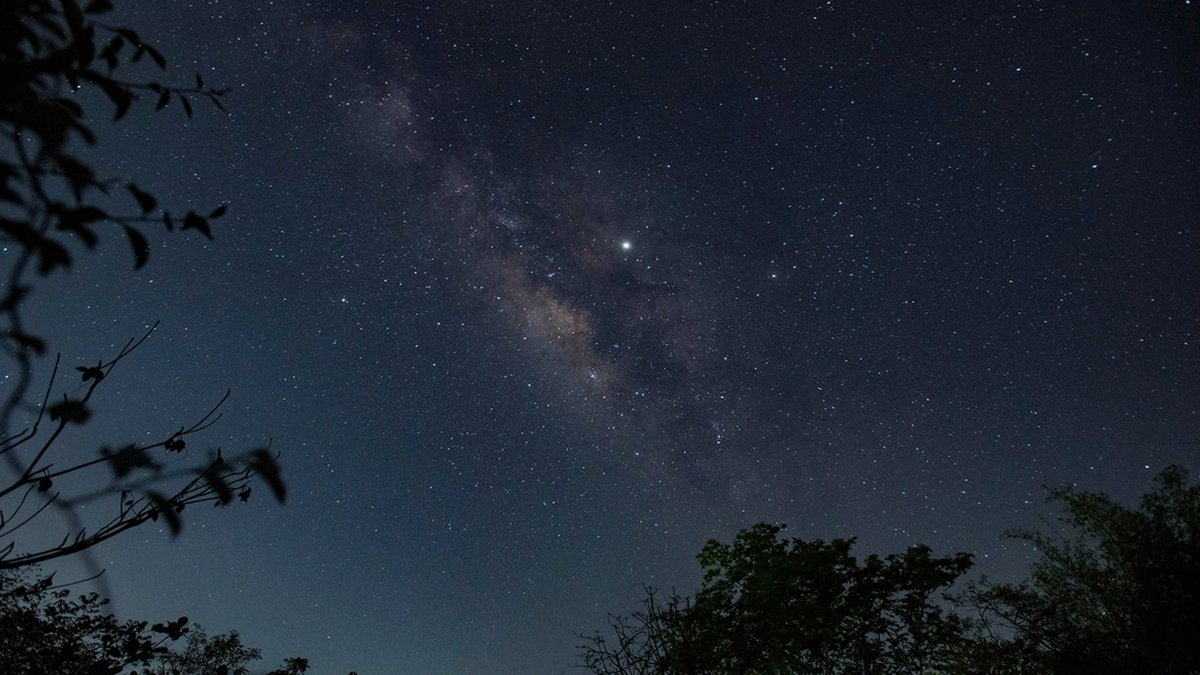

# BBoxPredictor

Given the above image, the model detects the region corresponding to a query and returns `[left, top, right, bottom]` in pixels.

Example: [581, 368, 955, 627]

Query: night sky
[20, 1, 1199, 673]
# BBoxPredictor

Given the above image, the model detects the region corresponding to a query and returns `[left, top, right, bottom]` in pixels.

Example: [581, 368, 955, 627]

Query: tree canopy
[580, 524, 977, 674]
[0, 566, 314, 675]
[967, 464, 1200, 673]
[582, 465, 1200, 674]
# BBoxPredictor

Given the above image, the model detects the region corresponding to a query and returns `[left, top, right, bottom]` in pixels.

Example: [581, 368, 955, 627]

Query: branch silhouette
[1, 0, 286, 573]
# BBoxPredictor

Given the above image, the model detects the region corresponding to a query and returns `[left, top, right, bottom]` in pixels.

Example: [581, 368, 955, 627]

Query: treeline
[2, 464, 1193, 673]
[0, 575, 317, 675]
[578, 465, 1200, 674]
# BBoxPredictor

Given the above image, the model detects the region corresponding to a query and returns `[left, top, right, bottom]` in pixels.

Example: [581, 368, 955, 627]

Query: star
[36, 2, 1195, 672]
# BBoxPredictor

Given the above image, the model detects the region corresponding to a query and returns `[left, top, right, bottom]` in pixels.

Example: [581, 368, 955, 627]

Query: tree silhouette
[583, 468, 1199, 674]
[145, 623, 271, 675]
[0, 566, 188, 674]
[965, 464, 1200, 673]
[0, 566, 313, 674]
[579, 523, 978, 674]
[1, 0, 284, 571]
[576, 585, 693, 675]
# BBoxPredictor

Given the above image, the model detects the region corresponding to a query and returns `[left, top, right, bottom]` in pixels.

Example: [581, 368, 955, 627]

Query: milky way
[20, 2, 1200, 673]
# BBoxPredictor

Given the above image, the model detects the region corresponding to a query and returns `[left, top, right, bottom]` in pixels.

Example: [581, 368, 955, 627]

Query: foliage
[579, 523, 977, 674]
[0, 566, 314, 675]
[965, 464, 1200, 673]
[0, 566, 186, 674]
[0, 0, 285, 570]
[0, 0, 227, 299]
[582, 466, 1199, 674]
[266, 658, 314, 675]
[143, 624, 261, 675]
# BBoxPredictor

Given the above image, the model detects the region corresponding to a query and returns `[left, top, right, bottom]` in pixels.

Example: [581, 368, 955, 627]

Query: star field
[21, 1, 1200, 673]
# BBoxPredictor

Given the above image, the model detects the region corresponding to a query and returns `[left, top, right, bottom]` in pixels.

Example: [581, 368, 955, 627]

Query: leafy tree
[266, 658, 313, 675]
[144, 624, 265, 675]
[584, 467, 1199, 674]
[0, 566, 313, 675]
[0, 566, 188, 674]
[965, 464, 1200, 673]
[579, 523, 978, 674]
[0, 0, 285, 570]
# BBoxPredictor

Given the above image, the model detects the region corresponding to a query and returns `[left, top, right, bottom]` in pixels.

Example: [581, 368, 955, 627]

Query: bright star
[621, 240, 632, 251]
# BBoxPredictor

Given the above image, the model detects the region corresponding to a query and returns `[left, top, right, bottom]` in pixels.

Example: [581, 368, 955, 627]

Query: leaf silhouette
[250, 449, 286, 503]
[75, 362, 105, 381]
[127, 183, 157, 213]
[11, 330, 46, 354]
[49, 398, 91, 424]
[123, 225, 149, 269]
[146, 491, 182, 535]
[181, 211, 212, 239]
